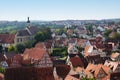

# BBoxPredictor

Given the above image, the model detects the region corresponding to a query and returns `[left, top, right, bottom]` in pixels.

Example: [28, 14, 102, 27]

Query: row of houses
[0, 18, 120, 80]
[0, 35, 120, 80]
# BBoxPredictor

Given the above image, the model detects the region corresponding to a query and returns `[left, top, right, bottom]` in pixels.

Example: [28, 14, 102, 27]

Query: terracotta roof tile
[35, 42, 46, 49]
[86, 64, 111, 78]
[94, 64, 108, 78]
[75, 67, 84, 73]
[70, 56, 84, 67]
[111, 52, 120, 59]
[104, 60, 120, 72]
[23, 48, 47, 60]
[0, 34, 15, 43]
[84, 45, 93, 56]
[77, 38, 86, 47]
[10, 54, 23, 67]
[85, 63, 96, 71]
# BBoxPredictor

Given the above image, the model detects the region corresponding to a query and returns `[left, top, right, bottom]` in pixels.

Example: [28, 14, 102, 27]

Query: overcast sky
[0, 0, 120, 21]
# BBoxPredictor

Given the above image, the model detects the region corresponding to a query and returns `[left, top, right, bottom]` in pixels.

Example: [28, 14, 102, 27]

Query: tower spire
[26, 17, 30, 27]
[27, 17, 30, 23]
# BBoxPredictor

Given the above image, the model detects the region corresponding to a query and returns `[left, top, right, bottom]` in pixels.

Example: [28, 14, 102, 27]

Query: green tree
[35, 28, 52, 43]
[110, 32, 120, 39]
[77, 46, 84, 52]
[15, 44, 25, 53]
[24, 40, 35, 48]
[104, 29, 112, 38]
[35, 31, 45, 42]
[56, 28, 67, 35]
[82, 77, 95, 80]
[8, 45, 16, 52]
[43, 27, 52, 39]
[0, 67, 5, 74]
[85, 24, 93, 35]
[10, 30, 17, 34]
[51, 47, 68, 57]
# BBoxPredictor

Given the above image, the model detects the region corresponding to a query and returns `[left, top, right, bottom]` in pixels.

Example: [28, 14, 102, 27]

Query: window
[20, 38, 22, 42]
[17, 38, 19, 42]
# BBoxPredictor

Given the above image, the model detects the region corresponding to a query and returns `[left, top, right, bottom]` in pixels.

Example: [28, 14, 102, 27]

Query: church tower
[26, 17, 30, 27]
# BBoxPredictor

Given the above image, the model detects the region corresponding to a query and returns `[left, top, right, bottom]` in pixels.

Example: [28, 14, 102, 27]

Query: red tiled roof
[0, 34, 15, 44]
[94, 64, 108, 78]
[86, 54, 102, 64]
[85, 63, 96, 71]
[104, 60, 120, 72]
[35, 42, 46, 49]
[70, 56, 84, 67]
[23, 48, 47, 60]
[111, 52, 120, 59]
[10, 54, 23, 67]
[56, 65, 70, 79]
[84, 45, 92, 56]
[86, 64, 110, 78]
[77, 38, 86, 46]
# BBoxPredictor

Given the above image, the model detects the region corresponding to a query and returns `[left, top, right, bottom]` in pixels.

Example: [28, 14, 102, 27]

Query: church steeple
[26, 17, 30, 27]
[27, 17, 30, 23]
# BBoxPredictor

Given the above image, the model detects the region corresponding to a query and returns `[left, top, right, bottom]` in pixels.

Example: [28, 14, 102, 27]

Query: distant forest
[0, 19, 120, 34]
[0, 21, 64, 34]
[0, 21, 26, 34]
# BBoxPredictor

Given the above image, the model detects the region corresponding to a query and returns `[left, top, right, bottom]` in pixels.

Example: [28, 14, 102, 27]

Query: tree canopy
[35, 28, 52, 43]
[51, 47, 68, 57]
[104, 29, 112, 38]
[15, 44, 25, 53]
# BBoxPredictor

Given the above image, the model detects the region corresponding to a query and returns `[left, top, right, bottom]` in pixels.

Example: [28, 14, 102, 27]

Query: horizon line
[0, 17, 120, 22]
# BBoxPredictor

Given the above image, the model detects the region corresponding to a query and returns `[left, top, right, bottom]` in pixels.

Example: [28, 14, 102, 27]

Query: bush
[15, 43, 25, 53]
[51, 47, 68, 57]
[8, 45, 16, 52]
[0, 67, 5, 74]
